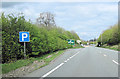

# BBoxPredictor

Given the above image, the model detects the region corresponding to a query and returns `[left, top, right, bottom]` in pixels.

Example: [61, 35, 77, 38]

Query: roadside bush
[98, 24, 119, 45]
[1, 13, 80, 63]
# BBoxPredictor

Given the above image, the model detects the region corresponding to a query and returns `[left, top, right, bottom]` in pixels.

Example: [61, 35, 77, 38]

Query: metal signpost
[19, 32, 30, 59]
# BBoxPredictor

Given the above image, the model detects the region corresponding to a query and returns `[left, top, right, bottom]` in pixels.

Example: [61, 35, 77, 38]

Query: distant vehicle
[87, 42, 89, 45]
[97, 42, 101, 47]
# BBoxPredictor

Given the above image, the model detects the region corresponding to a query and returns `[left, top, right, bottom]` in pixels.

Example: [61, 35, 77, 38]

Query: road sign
[77, 40, 81, 44]
[19, 32, 30, 42]
[19, 32, 30, 59]
[67, 39, 75, 45]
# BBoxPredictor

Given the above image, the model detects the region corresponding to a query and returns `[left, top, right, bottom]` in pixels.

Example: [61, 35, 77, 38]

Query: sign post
[24, 42, 26, 59]
[19, 32, 30, 59]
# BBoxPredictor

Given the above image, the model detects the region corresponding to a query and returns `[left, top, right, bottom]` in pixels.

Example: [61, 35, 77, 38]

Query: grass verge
[101, 44, 120, 51]
[2, 50, 64, 74]
[72, 44, 84, 49]
[2, 45, 84, 74]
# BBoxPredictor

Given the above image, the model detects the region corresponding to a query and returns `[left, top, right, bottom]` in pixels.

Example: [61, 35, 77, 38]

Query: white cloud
[79, 31, 100, 40]
[2, 2, 118, 40]
[2, 0, 119, 2]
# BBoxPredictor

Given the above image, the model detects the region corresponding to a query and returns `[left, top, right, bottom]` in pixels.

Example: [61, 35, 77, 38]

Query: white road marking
[42, 63, 64, 78]
[64, 59, 70, 63]
[65, 57, 72, 62]
[69, 56, 73, 59]
[64, 60, 67, 63]
[112, 60, 119, 65]
[74, 52, 79, 56]
[103, 54, 107, 57]
[67, 59, 70, 61]
[41, 51, 80, 78]
[69, 52, 79, 59]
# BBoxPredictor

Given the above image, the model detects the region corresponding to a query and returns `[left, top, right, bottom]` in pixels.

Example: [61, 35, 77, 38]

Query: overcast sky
[1, 1, 118, 41]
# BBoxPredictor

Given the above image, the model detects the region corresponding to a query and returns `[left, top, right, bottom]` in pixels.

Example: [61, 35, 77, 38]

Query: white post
[101, 34, 102, 45]
[96, 37, 97, 45]
[24, 42, 26, 59]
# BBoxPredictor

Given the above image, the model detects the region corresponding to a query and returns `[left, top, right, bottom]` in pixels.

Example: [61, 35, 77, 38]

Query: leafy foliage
[97, 24, 119, 45]
[1, 13, 80, 63]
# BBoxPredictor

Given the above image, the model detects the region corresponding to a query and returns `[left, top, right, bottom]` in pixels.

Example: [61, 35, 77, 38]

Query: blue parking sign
[19, 32, 30, 42]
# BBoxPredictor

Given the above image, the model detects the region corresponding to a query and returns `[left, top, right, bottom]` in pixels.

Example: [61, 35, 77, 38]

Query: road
[24, 46, 118, 78]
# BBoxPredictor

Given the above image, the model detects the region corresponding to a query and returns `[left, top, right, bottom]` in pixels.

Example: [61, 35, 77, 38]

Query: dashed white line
[112, 60, 119, 65]
[67, 59, 70, 61]
[69, 52, 79, 59]
[103, 54, 107, 57]
[69, 56, 73, 59]
[65, 52, 79, 63]
[42, 63, 64, 78]
[64, 58, 70, 63]
[64, 60, 67, 63]
[41, 51, 80, 78]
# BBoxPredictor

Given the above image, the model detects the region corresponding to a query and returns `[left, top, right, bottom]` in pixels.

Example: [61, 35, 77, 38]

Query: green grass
[72, 44, 84, 49]
[44, 50, 64, 63]
[2, 45, 84, 74]
[2, 50, 64, 74]
[101, 44, 120, 51]
[2, 57, 40, 74]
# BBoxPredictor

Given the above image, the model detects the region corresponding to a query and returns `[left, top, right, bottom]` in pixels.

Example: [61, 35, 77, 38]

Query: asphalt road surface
[24, 46, 118, 77]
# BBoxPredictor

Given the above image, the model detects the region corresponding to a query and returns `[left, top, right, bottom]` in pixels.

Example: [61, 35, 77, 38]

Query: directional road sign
[67, 39, 75, 45]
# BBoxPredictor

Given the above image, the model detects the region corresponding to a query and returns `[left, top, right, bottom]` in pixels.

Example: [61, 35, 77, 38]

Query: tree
[36, 12, 56, 29]
[97, 24, 119, 45]
[2, 12, 81, 63]
[70, 30, 80, 40]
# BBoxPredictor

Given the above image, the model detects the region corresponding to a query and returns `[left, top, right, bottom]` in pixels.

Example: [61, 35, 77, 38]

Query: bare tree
[36, 12, 56, 28]
[70, 30, 80, 40]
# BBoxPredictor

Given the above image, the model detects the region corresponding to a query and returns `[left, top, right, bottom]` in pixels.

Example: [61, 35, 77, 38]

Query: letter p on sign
[19, 32, 30, 42]
[22, 33, 28, 41]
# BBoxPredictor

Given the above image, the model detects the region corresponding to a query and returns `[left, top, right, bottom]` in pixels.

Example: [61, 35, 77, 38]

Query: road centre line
[112, 60, 119, 65]
[64, 58, 70, 63]
[41, 63, 64, 78]
[64, 60, 67, 63]
[103, 54, 107, 57]
[69, 52, 79, 59]
[41, 51, 80, 78]
[67, 59, 70, 61]
[69, 56, 73, 59]
[65, 52, 79, 63]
